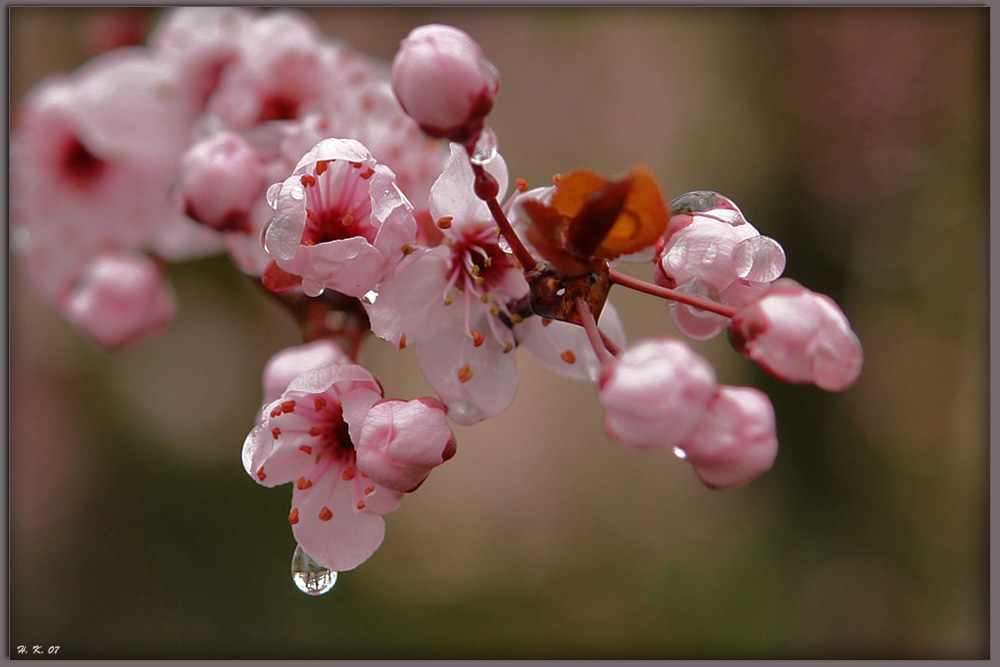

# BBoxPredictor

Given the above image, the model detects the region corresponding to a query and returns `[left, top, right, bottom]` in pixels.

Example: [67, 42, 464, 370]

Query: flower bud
[178, 132, 265, 232]
[677, 386, 779, 490]
[390, 24, 499, 145]
[599, 337, 717, 450]
[730, 278, 863, 391]
[355, 397, 457, 493]
[62, 251, 175, 350]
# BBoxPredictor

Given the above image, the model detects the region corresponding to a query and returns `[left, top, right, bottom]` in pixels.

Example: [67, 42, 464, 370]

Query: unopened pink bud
[677, 385, 779, 490]
[599, 337, 717, 450]
[731, 278, 863, 391]
[62, 252, 175, 350]
[391, 24, 499, 144]
[178, 132, 265, 232]
[355, 397, 457, 493]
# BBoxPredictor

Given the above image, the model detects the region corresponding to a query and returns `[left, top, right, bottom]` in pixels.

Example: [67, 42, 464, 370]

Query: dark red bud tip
[472, 167, 500, 201]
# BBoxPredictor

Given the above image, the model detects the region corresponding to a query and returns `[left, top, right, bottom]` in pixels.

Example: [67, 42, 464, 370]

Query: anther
[272, 427, 281, 439]
[457, 364, 474, 383]
[359, 166, 375, 179]
[542, 318, 553, 327]
[399, 333, 407, 349]
[444, 295, 454, 306]
[516, 178, 530, 192]
[561, 350, 577, 364]
[510, 314, 524, 324]
[315, 160, 329, 176]
[318, 507, 333, 521]
[437, 216, 453, 229]
[490, 305, 500, 316]
[308, 426, 323, 437]
[314, 396, 327, 411]
[342, 214, 354, 226]
[297, 477, 313, 490]
[349, 161, 363, 169]
[504, 342, 514, 353]
[270, 407, 282, 418]
[342, 468, 355, 481]
[306, 209, 317, 223]
[401, 244, 414, 255]
[356, 500, 366, 510]
[300, 174, 316, 187]
[256, 467, 267, 481]
[472, 331, 485, 347]
[480, 293, 490, 304]
[281, 400, 296, 413]
[288, 508, 299, 525]
[299, 445, 313, 454]
[364, 487, 375, 496]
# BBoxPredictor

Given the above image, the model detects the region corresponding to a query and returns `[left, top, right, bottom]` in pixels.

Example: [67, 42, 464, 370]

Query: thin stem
[575, 296, 613, 365]
[609, 268, 738, 319]
[483, 196, 537, 272]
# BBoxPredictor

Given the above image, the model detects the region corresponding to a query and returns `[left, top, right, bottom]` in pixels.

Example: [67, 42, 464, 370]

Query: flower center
[449, 225, 514, 295]
[300, 159, 377, 245]
[62, 136, 108, 190]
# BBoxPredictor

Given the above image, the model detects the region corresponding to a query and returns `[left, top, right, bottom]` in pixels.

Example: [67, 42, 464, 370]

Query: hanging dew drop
[673, 446, 687, 460]
[291, 544, 338, 596]
[470, 127, 498, 166]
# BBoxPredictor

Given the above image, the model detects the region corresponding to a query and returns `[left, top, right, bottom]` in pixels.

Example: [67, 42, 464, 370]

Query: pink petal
[678, 385, 779, 490]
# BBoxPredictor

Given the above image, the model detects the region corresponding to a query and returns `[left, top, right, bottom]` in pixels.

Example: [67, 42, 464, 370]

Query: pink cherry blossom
[655, 192, 786, 340]
[366, 144, 526, 424]
[11, 48, 222, 302]
[147, 7, 253, 110]
[262, 138, 417, 298]
[391, 24, 500, 144]
[677, 385, 779, 490]
[62, 252, 176, 351]
[599, 337, 718, 449]
[242, 362, 405, 572]
[730, 278, 863, 391]
[261, 339, 350, 405]
[355, 397, 457, 493]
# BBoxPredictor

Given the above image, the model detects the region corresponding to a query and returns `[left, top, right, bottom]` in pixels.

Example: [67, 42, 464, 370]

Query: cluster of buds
[11, 9, 862, 590]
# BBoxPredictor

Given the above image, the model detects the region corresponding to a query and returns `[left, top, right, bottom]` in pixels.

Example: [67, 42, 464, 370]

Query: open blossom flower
[391, 24, 500, 144]
[366, 143, 522, 424]
[730, 278, 863, 391]
[62, 251, 176, 351]
[11, 47, 222, 302]
[262, 138, 417, 298]
[243, 362, 405, 572]
[655, 191, 786, 340]
[355, 397, 457, 493]
[599, 337, 718, 449]
[676, 385, 779, 490]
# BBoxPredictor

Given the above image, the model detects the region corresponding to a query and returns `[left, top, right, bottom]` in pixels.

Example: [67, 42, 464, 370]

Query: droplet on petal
[732, 235, 786, 283]
[291, 543, 338, 596]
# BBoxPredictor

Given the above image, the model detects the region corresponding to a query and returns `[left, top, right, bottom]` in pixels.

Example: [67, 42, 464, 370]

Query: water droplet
[668, 191, 746, 225]
[291, 544, 337, 596]
[362, 288, 379, 305]
[470, 127, 498, 166]
[673, 446, 687, 459]
[733, 235, 786, 283]
[497, 234, 512, 255]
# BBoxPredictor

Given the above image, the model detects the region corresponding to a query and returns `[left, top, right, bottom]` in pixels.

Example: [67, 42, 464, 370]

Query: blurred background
[8, 7, 989, 659]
